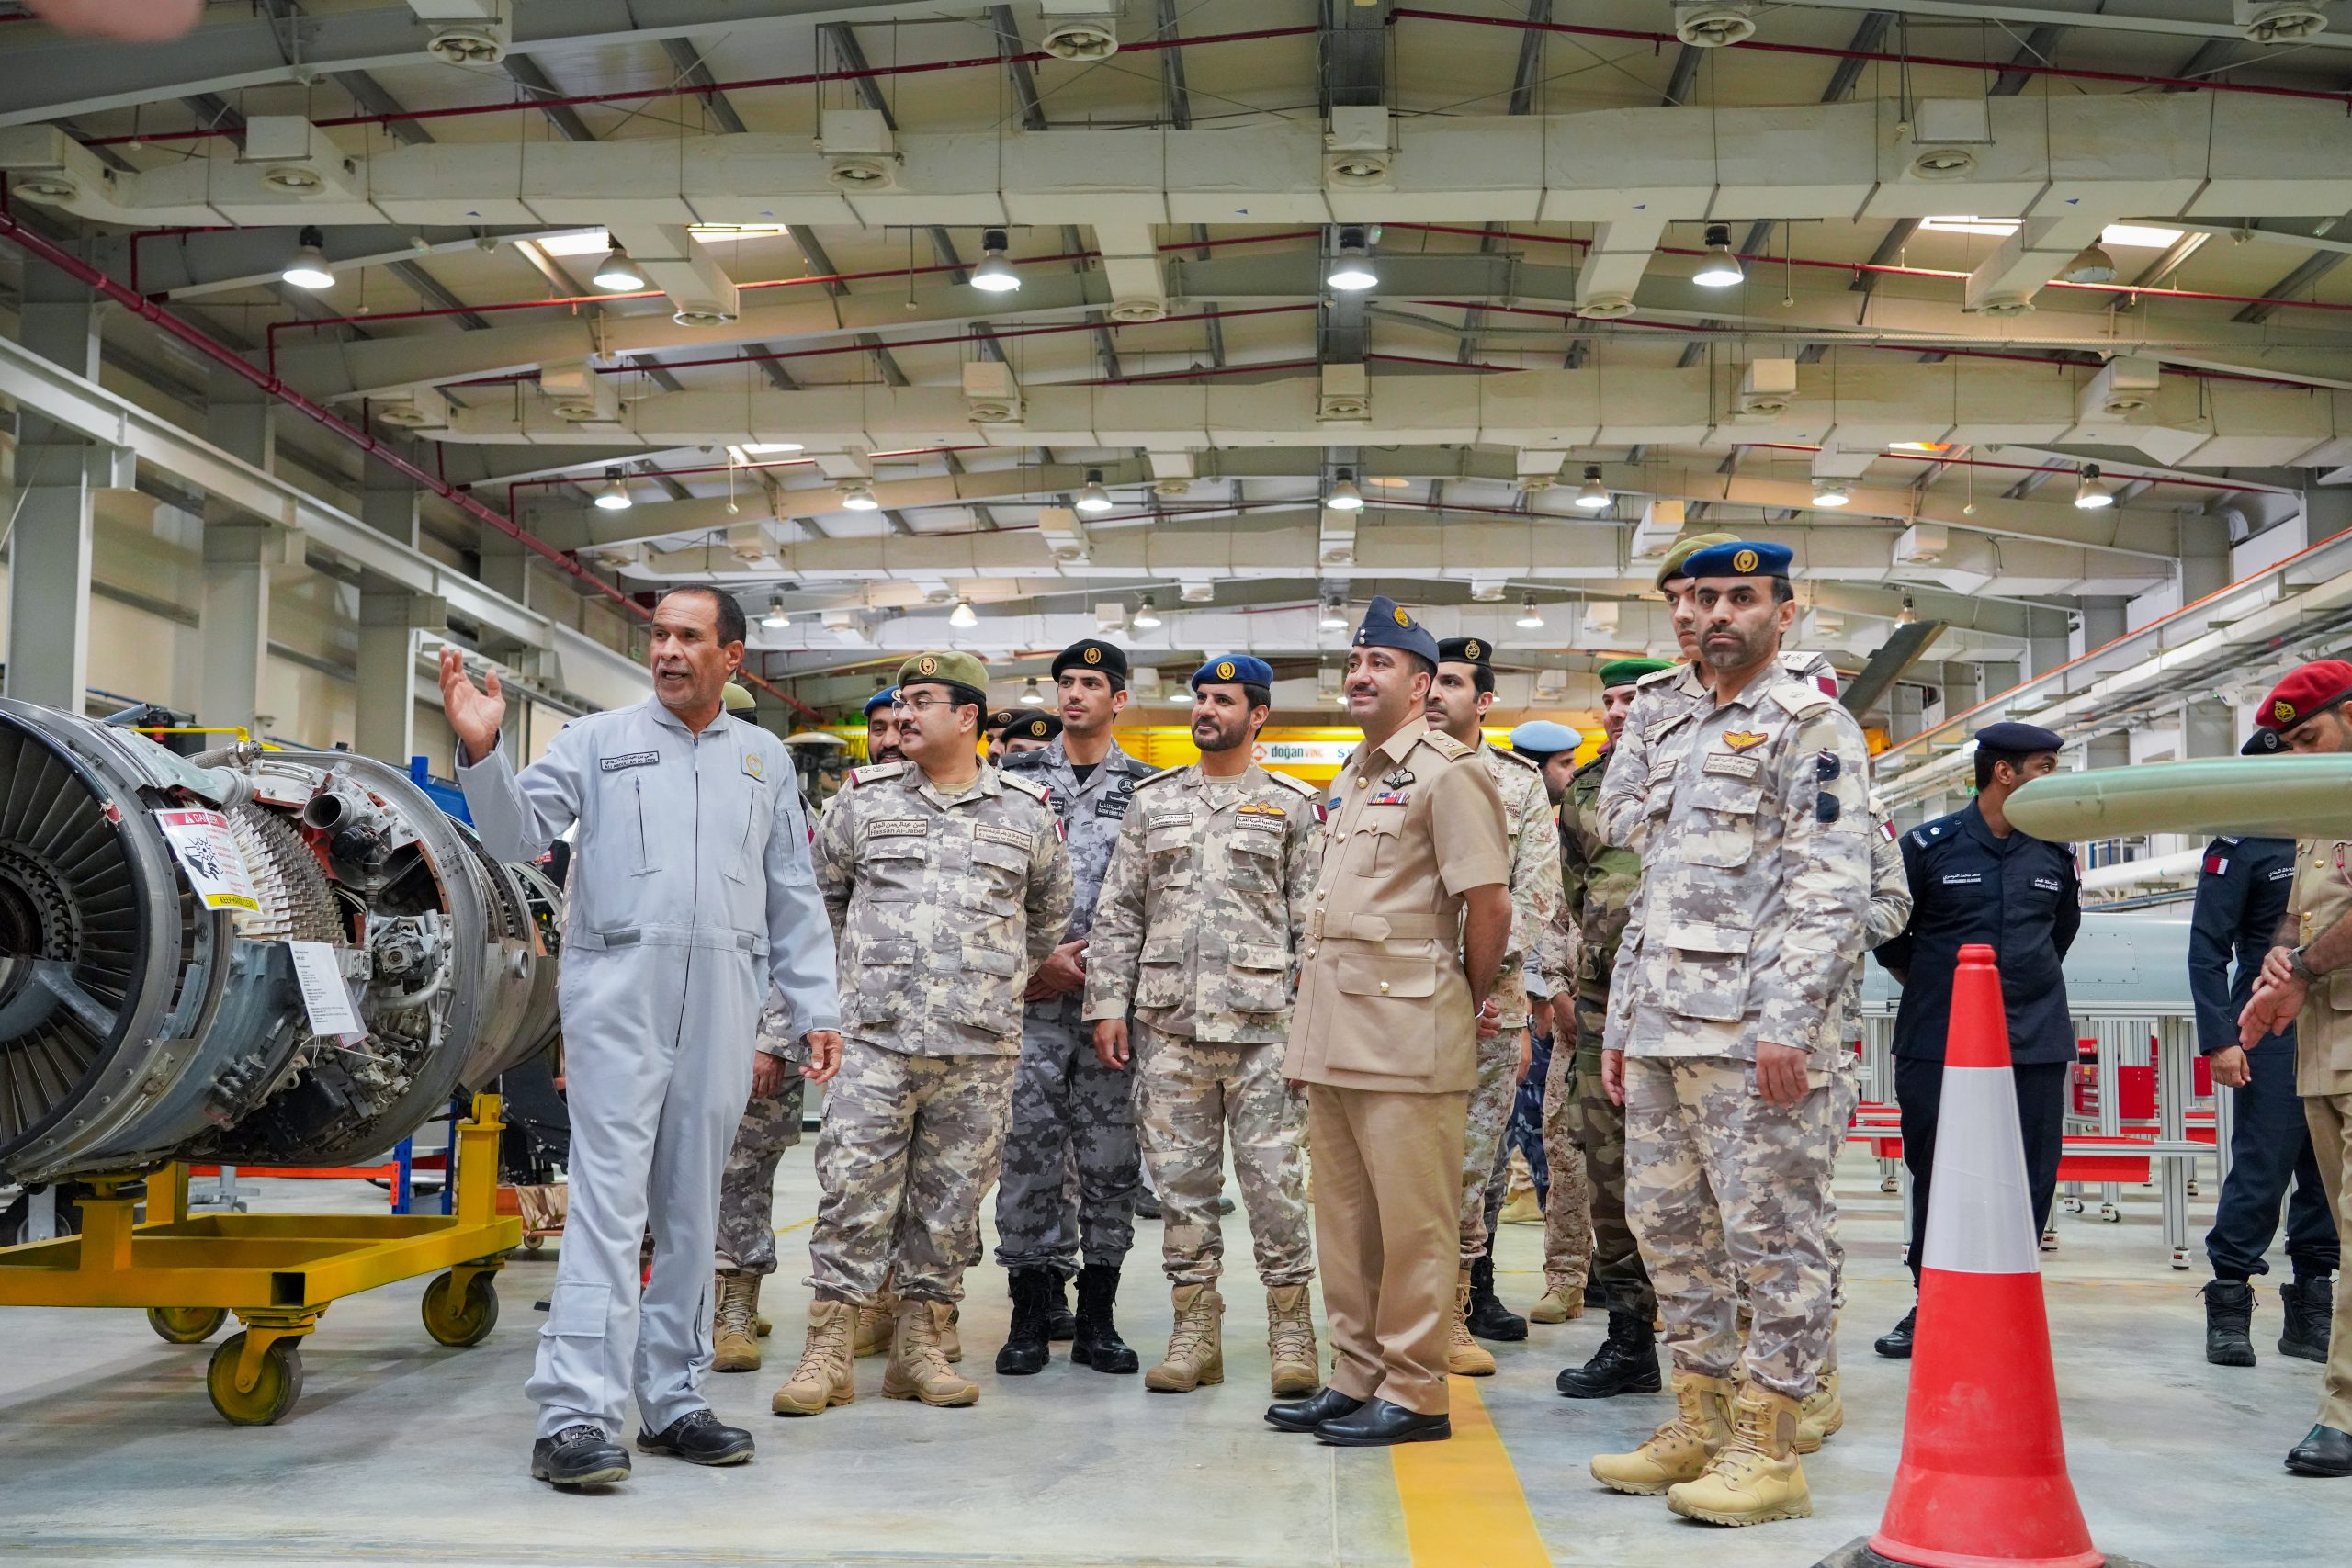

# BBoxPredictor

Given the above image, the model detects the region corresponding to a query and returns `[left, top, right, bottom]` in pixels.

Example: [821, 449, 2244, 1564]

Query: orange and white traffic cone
[1817, 943, 2145, 1568]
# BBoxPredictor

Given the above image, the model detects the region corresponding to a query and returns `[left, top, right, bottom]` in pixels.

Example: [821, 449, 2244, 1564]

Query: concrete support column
[2304, 480, 2352, 549]
[198, 366, 281, 735]
[478, 530, 529, 608]
[2183, 697, 2234, 761]
[4, 251, 103, 710]
[2178, 513, 2233, 606]
[361, 446, 422, 547]
[1889, 683, 1925, 744]
[1981, 660, 2022, 699]
[2078, 597, 2131, 772]
[356, 591, 446, 764]
[1940, 660, 1982, 722]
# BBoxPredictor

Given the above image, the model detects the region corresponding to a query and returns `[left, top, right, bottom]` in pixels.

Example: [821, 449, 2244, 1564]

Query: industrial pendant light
[593, 468, 633, 511]
[948, 597, 979, 628]
[1325, 468, 1366, 512]
[971, 229, 1022, 293]
[1076, 468, 1114, 513]
[281, 227, 335, 290]
[841, 480, 880, 512]
[1691, 222, 1744, 288]
[592, 244, 647, 291]
[1131, 593, 1164, 629]
[1811, 478, 1850, 508]
[2060, 243, 2117, 286]
[1573, 466, 1611, 510]
[2074, 463, 2114, 509]
[1327, 227, 1379, 292]
[1515, 593, 1545, 629]
[1020, 676, 1046, 705]
[1318, 592, 1349, 629]
[760, 597, 790, 629]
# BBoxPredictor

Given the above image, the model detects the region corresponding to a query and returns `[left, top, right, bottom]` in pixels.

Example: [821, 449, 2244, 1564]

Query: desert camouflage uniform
[1602, 658, 1871, 1401]
[994, 738, 1156, 1279]
[714, 1006, 810, 1278]
[1552, 739, 1645, 1307]
[1457, 743, 1561, 1266]
[804, 761, 1072, 1305]
[1084, 762, 1322, 1286]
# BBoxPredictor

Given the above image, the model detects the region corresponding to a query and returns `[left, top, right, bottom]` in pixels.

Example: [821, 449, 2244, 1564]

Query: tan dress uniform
[2285, 839, 2352, 1436]
[1287, 715, 1510, 1416]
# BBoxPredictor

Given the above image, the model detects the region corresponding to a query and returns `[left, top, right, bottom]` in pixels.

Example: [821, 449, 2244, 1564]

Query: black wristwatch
[2288, 945, 2319, 984]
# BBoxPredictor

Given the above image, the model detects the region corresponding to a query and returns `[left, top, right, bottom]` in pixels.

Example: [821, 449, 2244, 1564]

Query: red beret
[2256, 660, 2352, 732]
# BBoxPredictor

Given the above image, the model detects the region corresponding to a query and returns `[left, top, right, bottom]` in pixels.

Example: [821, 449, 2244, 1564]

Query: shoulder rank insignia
[1266, 769, 1318, 799]
[1490, 746, 1539, 773]
[1135, 763, 1187, 790]
[1722, 730, 1770, 752]
[1635, 665, 1680, 688]
[999, 771, 1052, 804]
[1421, 730, 1471, 760]
[849, 761, 906, 786]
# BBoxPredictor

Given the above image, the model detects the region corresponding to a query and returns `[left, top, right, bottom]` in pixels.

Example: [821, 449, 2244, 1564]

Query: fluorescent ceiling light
[1886, 440, 1953, 454]
[1573, 466, 1611, 510]
[686, 223, 791, 239]
[1920, 216, 2022, 238]
[2098, 223, 2186, 250]
[948, 598, 978, 628]
[971, 228, 1021, 293]
[537, 228, 612, 257]
[592, 245, 647, 291]
[1921, 216, 2186, 250]
[739, 442, 805, 455]
[1691, 222, 1743, 288]
[281, 227, 334, 290]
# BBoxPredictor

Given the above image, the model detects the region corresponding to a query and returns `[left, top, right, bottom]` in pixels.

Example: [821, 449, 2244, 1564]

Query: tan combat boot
[713, 1271, 762, 1373]
[1146, 1284, 1226, 1393]
[772, 1300, 856, 1416]
[1445, 1269, 1497, 1376]
[853, 1288, 894, 1359]
[1668, 1384, 1812, 1526]
[942, 1303, 964, 1364]
[1265, 1284, 1319, 1396]
[1528, 1282, 1585, 1325]
[882, 1299, 980, 1406]
[1793, 1370, 1843, 1453]
[1589, 1371, 1736, 1495]
[1498, 1187, 1545, 1227]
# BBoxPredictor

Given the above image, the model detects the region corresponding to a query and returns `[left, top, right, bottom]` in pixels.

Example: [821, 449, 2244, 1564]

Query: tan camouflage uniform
[804, 760, 1073, 1306]
[1458, 743, 1562, 1266]
[1084, 761, 1323, 1287]
[715, 1006, 810, 1277]
[1602, 659, 1872, 1401]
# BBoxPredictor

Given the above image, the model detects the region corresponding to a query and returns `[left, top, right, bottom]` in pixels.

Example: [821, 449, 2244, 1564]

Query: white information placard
[286, 941, 366, 1038]
[155, 808, 260, 912]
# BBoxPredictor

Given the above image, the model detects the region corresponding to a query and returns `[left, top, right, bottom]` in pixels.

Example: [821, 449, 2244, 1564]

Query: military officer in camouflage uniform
[1589, 542, 1871, 1528]
[1552, 657, 1675, 1401]
[713, 1006, 809, 1371]
[1084, 655, 1324, 1396]
[1422, 636, 1559, 1372]
[991, 638, 1156, 1378]
[774, 651, 1073, 1416]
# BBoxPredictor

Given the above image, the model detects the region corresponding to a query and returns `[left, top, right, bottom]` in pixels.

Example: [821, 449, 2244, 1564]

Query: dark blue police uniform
[2191, 834, 2340, 1284]
[1874, 796, 2081, 1284]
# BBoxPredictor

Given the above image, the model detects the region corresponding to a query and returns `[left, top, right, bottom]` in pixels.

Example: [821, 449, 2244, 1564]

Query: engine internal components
[0, 699, 560, 1186]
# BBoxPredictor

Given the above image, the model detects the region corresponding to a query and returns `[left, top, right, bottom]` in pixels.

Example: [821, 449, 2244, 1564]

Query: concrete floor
[0, 1147, 2338, 1567]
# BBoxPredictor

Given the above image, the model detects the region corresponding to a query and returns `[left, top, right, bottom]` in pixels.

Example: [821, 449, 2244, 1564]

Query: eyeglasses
[891, 694, 961, 714]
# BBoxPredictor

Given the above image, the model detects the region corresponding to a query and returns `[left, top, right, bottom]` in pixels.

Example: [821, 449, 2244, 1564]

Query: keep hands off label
[155, 809, 260, 912]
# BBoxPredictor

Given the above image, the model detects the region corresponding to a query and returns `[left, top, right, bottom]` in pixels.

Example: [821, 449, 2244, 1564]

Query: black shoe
[1046, 1272, 1077, 1342]
[1315, 1397, 1452, 1447]
[1874, 1305, 1917, 1359]
[997, 1267, 1056, 1375]
[1555, 1310, 1662, 1399]
[1465, 1255, 1528, 1343]
[2287, 1424, 2352, 1477]
[1267, 1386, 1364, 1433]
[531, 1425, 631, 1487]
[1070, 1262, 1139, 1373]
[2279, 1279, 2333, 1364]
[2203, 1280, 2256, 1367]
[636, 1408, 753, 1466]
[1134, 1190, 1164, 1220]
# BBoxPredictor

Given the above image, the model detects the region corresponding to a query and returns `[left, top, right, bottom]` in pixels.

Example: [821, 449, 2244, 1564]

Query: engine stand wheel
[148, 1305, 228, 1344]
[421, 1269, 500, 1348]
[206, 1333, 304, 1426]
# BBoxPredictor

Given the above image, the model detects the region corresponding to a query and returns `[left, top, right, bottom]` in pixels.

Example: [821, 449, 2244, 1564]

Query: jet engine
[0, 699, 560, 1186]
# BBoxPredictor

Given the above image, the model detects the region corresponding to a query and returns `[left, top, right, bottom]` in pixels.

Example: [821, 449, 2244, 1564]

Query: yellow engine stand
[0, 1093, 523, 1425]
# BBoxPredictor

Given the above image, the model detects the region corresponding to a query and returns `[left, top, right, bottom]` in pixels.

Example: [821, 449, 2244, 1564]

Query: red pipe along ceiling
[0, 209, 820, 719]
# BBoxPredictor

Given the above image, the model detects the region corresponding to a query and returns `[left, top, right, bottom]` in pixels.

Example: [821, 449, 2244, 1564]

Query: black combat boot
[1071, 1263, 1140, 1373]
[1465, 1255, 1528, 1342]
[2203, 1280, 2256, 1367]
[1555, 1309, 1662, 1399]
[2279, 1277, 2334, 1363]
[996, 1268, 1055, 1375]
[1046, 1272, 1077, 1342]
[1873, 1304, 1917, 1359]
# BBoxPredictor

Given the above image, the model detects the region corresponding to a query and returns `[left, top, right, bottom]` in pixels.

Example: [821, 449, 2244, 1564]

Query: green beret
[1597, 658, 1674, 690]
[896, 650, 989, 699]
[1653, 530, 1742, 589]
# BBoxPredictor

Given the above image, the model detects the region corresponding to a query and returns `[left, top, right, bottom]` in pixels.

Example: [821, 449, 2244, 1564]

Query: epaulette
[1488, 745, 1540, 773]
[1001, 749, 1046, 771]
[848, 761, 905, 786]
[1134, 763, 1187, 791]
[1113, 751, 1157, 775]
[1420, 729, 1472, 761]
[1634, 664, 1681, 688]
[1768, 682, 1835, 718]
[1266, 769, 1318, 798]
[1000, 771, 1051, 803]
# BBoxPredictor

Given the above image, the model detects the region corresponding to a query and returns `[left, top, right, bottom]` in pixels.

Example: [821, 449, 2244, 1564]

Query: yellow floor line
[771, 1215, 815, 1236]
[1388, 1376, 1552, 1568]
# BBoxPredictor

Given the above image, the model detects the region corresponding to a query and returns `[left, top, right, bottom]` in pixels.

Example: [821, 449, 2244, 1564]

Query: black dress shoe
[1266, 1386, 1365, 1433]
[1874, 1305, 1917, 1359]
[2286, 1423, 2352, 1477]
[1315, 1397, 1452, 1448]
[531, 1425, 631, 1487]
[637, 1407, 754, 1466]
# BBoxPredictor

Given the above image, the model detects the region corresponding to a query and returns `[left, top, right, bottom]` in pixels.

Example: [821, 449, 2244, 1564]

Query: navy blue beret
[1975, 720, 2064, 755]
[1192, 654, 1273, 691]
[1682, 540, 1793, 581]
[1351, 596, 1440, 666]
[863, 686, 899, 717]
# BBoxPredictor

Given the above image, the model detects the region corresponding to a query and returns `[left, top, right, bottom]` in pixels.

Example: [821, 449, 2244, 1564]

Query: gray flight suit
[459, 698, 840, 1441]
[994, 737, 1155, 1278]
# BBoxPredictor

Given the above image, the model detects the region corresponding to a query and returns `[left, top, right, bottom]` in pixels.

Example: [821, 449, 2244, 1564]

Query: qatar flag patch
[2204, 852, 2229, 876]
